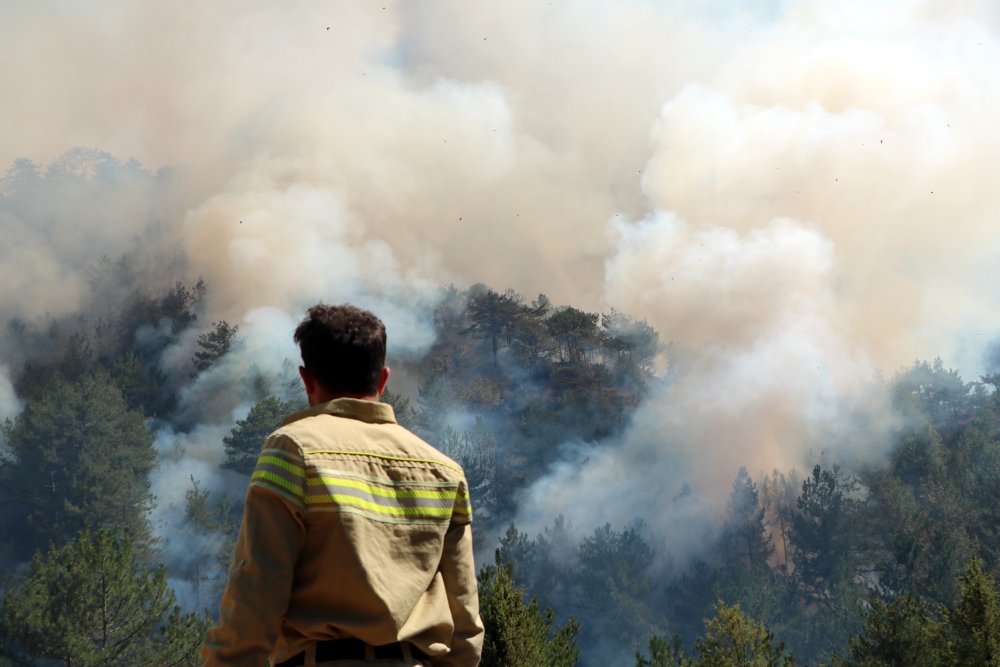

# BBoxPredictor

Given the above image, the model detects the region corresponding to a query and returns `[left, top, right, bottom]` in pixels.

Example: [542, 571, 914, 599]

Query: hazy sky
[4, 0, 1000, 558]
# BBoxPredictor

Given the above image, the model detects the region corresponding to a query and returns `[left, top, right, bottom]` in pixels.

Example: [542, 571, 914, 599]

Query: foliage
[694, 602, 796, 667]
[941, 557, 1000, 666]
[759, 469, 802, 573]
[461, 286, 528, 367]
[192, 320, 240, 374]
[720, 468, 773, 569]
[575, 522, 658, 648]
[497, 517, 576, 616]
[222, 395, 298, 475]
[478, 557, 580, 667]
[1, 370, 156, 557]
[381, 388, 416, 429]
[439, 418, 500, 524]
[108, 350, 173, 417]
[16, 267, 1000, 666]
[635, 635, 691, 667]
[847, 593, 943, 667]
[546, 307, 599, 364]
[790, 465, 863, 600]
[119, 279, 204, 365]
[866, 359, 994, 606]
[842, 558, 1000, 666]
[0, 529, 208, 666]
[664, 560, 721, 645]
[179, 477, 239, 609]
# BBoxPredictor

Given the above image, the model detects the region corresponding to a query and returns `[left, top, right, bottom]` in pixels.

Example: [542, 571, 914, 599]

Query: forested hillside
[6, 155, 1000, 666]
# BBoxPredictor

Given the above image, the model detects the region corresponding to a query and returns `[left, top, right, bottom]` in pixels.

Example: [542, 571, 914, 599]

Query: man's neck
[309, 392, 379, 406]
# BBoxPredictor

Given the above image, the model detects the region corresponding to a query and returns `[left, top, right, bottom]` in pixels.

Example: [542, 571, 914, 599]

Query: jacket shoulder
[273, 414, 466, 478]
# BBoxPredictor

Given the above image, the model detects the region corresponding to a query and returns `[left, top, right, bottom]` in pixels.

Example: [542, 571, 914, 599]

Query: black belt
[276, 638, 429, 666]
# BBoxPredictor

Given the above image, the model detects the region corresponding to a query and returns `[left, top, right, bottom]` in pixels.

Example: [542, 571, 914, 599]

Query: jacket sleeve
[201, 435, 307, 667]
[433, 479, 485, 666]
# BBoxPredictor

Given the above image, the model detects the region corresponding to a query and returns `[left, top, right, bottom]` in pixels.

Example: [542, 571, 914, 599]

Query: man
[202, 304, 484, 667]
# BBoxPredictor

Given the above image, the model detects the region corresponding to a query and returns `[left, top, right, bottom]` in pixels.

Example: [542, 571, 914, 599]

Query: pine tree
[461, 287, 527, 367]
[222, 395, 298, 475]
[108, 350, 172, 417]
[694, 602, 796, 667]
[439, 418, 499, 523]
[192, 321, 240, 374]
[546, 307, 599, 364]
[721, 468, 774, 569]
[942, 557, 1000, 666]
[847, 593, 942, 667]
[380, 388, 416, 429]
[478, 557, 580, 667]
[635, 635, 691, 667]
[790, 465, 861, 602]
[0, 529, 207, 666]
[1, 370, 156, 556]
[573, 522, 660, 657]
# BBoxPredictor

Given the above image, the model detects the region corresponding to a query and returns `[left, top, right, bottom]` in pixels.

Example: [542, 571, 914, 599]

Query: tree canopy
[1, 370, 156, 557]
[0, 529, 207, 666]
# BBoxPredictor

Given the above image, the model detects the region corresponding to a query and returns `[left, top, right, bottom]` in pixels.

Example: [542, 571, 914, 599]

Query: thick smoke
[514, 1, 1000, 556]
[4, 0, 1000, 608]
[516, 214, 887, 558]
[5, 1, 998, 365]
[150, 420, 245, 611]
[0, 366, 21, 426]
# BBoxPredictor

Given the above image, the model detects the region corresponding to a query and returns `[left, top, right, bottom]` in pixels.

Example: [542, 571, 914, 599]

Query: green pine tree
[847, 593, 942, 667]
[0, 529, 208, 666]
[942, 557, 1000, 666]
[478, 556, 580, 667]
[192, 321, 240, 374]
[1, 370, 156, 556]
[694, 602, 796, 667]
[222, 395, 298, 475]
[635, 635, 691, 667]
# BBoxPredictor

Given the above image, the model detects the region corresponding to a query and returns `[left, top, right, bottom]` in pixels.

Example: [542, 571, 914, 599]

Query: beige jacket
[201, 398, 484, 667]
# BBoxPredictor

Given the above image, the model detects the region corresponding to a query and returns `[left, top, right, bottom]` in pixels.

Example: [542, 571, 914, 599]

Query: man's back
[202, 397, 483, 667]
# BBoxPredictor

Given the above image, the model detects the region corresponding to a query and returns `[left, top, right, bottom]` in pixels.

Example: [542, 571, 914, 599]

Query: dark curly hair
[294, 304, 386, 396]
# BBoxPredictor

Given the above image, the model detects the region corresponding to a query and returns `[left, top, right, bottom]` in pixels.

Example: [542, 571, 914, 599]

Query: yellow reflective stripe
[308, 476, 456, 501]
[453, 495, 472, 517]
[258, 454, 304, 477]
[309, 449, 463, 474]
[307, 505, 454, 525]
[252, 450, 306, 503]
[251, 470, 304, 499]
[310, 467, 459, 488]
[308, 493, 455, 518]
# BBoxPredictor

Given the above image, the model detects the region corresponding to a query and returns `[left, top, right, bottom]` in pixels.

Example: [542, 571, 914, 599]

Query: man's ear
[377, 366, 390, 398]
[299, 365, 318, 397]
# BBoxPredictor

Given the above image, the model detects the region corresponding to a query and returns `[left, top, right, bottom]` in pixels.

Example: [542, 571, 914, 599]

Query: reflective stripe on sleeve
[250, 449, 306, 506]
[452, 487, 473, 524]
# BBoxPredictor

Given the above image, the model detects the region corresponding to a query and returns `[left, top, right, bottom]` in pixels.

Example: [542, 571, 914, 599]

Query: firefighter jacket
[201, 397, 484, 667]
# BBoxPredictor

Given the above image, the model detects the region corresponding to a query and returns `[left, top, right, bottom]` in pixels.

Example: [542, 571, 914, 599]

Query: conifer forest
[4, 153, 1000, 667]
[6, 3, 1000, 666]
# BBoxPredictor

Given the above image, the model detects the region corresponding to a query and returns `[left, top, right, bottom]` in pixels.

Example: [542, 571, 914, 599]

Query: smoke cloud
[4, 0, 1000, 584]
[0, 366, 21, 426]
[515, 214, 886, 559]
[150, 420, 247, 610]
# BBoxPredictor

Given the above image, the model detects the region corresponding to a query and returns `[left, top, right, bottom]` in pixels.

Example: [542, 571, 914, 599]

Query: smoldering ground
[3, 0, 1000, 646]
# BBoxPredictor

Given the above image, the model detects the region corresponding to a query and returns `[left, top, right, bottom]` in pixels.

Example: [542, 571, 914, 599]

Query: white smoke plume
[4, 0, 1000, 581]
[0, 366, 21, 427]
[150, 419, 247, 611]
[515, 2, 1000, 551]
[516, 214, 888, 559]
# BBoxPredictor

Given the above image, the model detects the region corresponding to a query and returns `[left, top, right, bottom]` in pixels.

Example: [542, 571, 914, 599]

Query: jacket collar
[283, 397, 397, 426]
